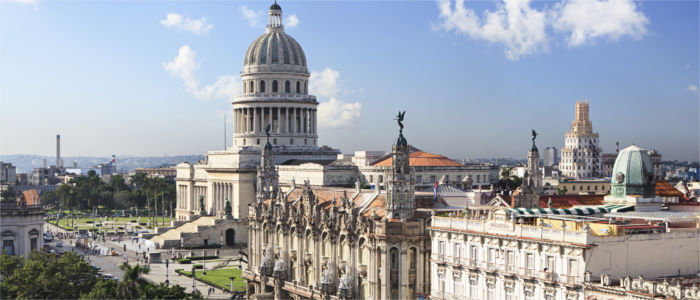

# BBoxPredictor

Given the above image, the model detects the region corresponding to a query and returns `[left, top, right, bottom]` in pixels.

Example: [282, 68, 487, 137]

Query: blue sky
[1, 0, 698, 161]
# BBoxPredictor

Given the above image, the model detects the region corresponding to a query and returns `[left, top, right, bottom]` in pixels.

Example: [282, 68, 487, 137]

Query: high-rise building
[543, 146, 558, 167]
[559, 101, 602, 179]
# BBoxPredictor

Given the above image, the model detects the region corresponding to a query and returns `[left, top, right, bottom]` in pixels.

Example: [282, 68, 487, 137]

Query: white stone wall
[1, 212, 44, 258]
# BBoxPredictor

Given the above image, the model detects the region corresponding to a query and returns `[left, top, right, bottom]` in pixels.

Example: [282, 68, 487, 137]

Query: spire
[268, 0, 283, 30]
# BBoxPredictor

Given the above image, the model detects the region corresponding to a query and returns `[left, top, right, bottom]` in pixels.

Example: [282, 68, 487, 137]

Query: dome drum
[610, 145, 656, 199]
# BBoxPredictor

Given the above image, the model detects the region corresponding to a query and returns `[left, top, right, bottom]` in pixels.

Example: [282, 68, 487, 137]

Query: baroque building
[559, 101, 602, 179]
[243, 115, 432, 300]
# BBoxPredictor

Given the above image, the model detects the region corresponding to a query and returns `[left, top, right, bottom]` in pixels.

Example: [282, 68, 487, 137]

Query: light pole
[229, 276, 235, 294]
[203, 251, 207, 276]
[165, 259, 169, 286]
[191, 264, 196, 293]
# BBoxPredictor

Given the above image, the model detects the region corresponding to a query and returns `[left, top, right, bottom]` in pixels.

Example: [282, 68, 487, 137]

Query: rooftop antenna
[616, 141, 619, 153]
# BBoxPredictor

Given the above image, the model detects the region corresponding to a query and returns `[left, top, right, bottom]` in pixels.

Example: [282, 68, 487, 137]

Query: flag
[433, 181, 438, 201]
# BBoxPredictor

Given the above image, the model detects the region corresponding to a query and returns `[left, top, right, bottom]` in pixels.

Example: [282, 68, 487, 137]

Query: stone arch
[272, 80, 278, 92]
[260, 80, 266, 92]
[390, 247, 400, 299]
[285, 80, 290, 93]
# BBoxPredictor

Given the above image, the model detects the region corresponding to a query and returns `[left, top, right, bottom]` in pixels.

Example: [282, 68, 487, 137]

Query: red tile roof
[372, 151, 464, 167]
[21, 189, 40, 205]
[538, 195, 604, 208]
[655, 180, 684, 197]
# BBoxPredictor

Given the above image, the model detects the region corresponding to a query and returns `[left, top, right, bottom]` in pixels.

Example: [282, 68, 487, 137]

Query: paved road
[44, 223, 239, 299]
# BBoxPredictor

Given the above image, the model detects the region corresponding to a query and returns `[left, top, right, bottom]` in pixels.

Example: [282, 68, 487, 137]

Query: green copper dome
[270, 1, 281, 11]
[610, 145, 655, 198]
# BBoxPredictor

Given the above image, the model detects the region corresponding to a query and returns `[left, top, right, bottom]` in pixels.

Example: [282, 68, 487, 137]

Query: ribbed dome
[610, 145, 655, 198]
[243, 30, 308, 74]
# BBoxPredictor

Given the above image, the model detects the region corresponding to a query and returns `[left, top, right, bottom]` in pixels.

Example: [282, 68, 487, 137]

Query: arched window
[250, 81, 255, 93]
[290, 138, 293, 145]
[243, 82, 247, 94]
[296, 81, 300, 93]
[260, 80, 266, 93]
[272, 80, 278, 92]
[285, 81, 290, 93]
[304, 82, 308, 93]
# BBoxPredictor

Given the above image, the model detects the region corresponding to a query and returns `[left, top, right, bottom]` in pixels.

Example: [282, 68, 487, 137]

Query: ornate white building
[243, 117, 432, 300]
[559, 101, 602, 179]
[170, 2, 338, 246]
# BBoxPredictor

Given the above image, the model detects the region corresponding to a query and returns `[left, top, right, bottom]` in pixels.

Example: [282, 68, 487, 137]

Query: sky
[1, 0, 698, 161]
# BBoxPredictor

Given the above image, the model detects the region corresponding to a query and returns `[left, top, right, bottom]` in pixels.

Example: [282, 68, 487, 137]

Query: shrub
[86, 221, 93, 224]
[177, 258, 191, 264]
[139, 222, 147, 226]
[130, 220, 137, 223]
[193, 264, 203, 269]
[189, 255, 219, 260]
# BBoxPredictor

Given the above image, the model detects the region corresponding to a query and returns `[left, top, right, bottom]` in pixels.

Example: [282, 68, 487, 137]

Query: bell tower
[257, 125, 279, 202]
[385, 111, 416, 219]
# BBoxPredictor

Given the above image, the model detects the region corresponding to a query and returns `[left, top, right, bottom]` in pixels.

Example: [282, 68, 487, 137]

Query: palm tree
[119, 262, 150, 298]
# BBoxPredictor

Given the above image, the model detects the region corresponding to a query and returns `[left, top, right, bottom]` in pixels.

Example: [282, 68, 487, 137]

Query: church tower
[385, 111, 416, 219]
[256, 128, 279, 202]
[514, 130, 541, 208]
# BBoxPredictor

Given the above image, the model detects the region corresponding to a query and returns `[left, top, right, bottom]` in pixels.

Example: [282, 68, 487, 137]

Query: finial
[395, 111, 405, 134]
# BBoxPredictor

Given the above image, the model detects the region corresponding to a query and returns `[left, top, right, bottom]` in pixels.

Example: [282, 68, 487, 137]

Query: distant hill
[0, 154, 205, 173]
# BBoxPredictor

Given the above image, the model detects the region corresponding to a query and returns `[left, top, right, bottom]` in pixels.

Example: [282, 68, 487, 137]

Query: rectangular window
[505, 287, 514, 300]
[2, 240, 14, 256]
[486, 283, 494, 300]
[30, 238, 37, 252]
[488, 248, 496, 263]
[454, 243, 461, 258]
[378, 175, 384, 183]
[506, 250, 514, 266]
[546, 256, 556, 272]
[438, 241, 445, 255]
[568, 258, 578, 276]
[454, 277, 461, 295]
[469, 280, 477, 298]
[470, 245, 477, 261]
[524, 290, 534, 300]
[430, 175, 436, 183]
[526, 253, 534, 270]
[416, 175, 422, 183]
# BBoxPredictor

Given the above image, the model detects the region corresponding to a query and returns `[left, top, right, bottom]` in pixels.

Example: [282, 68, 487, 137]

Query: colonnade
[211, 182, 235, 217]
[233, 107, 316, 135]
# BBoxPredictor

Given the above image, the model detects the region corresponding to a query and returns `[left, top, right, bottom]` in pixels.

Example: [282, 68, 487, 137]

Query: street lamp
[165, 259, 169, 286]
[203, 251, 207, 276]
[229, 276, 235, 294]
[191, 264, 196, 293]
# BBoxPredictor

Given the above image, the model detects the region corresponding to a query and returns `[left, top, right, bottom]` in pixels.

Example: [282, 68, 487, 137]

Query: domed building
[169, 2, 338, 246]
[604, 145, 663, 211]
[233, 2, 320, 150]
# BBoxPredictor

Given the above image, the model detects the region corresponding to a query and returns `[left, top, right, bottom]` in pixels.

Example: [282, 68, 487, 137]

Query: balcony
[482, 262, 498, 272]
[538, 271, 557, 282]
[519, 268, 536, 278]
[562, 275, 580, 286]
[461, 258, 477, 268]
[432, 253, 446, 263]
[500, 264, 517, 274]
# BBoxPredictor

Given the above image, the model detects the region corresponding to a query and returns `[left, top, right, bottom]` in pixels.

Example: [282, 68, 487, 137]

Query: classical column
[292, 107, 297, 134]
[277, 107, 281, 133]
[268, 107, 273, 131]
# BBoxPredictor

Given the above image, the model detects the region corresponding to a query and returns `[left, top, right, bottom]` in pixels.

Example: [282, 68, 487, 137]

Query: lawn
[48, 215, 175, 231]
[180, 268, 245, 292]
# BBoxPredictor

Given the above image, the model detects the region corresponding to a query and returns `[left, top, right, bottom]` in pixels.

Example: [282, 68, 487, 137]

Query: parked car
[56, 241, 63, 247]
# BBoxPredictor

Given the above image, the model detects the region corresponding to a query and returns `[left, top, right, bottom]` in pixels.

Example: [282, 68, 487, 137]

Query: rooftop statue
[395, 111, 406, 133]
[265, 124, 271, 138]
[532, 129, 537, 143]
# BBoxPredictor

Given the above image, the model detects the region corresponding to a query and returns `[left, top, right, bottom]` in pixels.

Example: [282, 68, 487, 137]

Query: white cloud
[164, 45, 239, 101]
[436, 0, 649, 59]
[436, 0, 549, 60]
[688, 84, 698, 94]
[160, 13, 213, 35]
[239, 6, 263, 27]
[309, 68, 340, 98]
[284, 13, 299, 28]
[553, 0, 648, 46]
[310, 68, 362, 128]
[318, 98, 362, 128]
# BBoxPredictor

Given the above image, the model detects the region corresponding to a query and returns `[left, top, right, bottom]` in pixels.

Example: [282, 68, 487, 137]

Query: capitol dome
[242, 2, 308, 75]
[610, 145, 656, 198]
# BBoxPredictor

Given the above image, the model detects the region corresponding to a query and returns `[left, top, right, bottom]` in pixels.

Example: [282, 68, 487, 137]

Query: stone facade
[0, 201, 44, 257]
[243, 116, 432, 300]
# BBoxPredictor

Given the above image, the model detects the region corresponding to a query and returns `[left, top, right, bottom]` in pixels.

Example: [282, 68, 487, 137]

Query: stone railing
[431, 216, 590, 244]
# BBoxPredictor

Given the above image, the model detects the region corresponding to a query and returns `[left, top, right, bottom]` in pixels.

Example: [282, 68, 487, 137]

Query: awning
[510, 204, 635, 217]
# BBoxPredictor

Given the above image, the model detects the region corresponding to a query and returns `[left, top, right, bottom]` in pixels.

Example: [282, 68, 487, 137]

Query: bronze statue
[395, 111, 405, 133]
[532, 129, 537, 143]
[265, 124, 271, 138]
[225, 198, 232, 219]
[199, 195, 206, 216]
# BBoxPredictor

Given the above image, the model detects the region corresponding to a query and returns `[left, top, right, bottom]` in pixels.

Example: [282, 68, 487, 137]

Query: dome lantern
[268, 1, 283, 30]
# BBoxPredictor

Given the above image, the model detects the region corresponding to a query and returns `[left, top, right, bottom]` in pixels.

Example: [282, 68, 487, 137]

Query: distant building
[0, 189, 44, 258]
[134, 167, 176, 179]
[603, 149, 662, 179]
[543, 147, 558, 167]
[559, 101, 602, 179]
[0, 161, 17, 185]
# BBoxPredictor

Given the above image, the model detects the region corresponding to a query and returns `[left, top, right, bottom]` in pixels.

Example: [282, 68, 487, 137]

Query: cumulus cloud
[240, 6, 263, 27]
[160, 13, 213, 35]
[309, 68, 340, 98]
[553, 0, 648, 46]
[164, 45, 240, 101]
[436, 0, 549, 60]
[318, 98, 362, 128]
[688, 84, 698, 94]
[310, 68, 362, 128]
[284, 13, 299, 28]
[436, 0, 649, 59]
